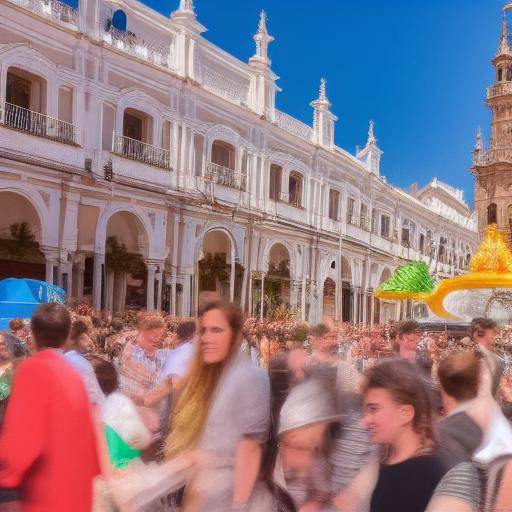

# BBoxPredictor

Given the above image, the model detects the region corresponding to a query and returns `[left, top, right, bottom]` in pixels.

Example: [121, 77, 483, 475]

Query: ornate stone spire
[367, 120, 377, 145]
[178, 0, 195, 13]
[475, 125, 484, 152]
[251, 10, 274, 66]
[497, 14, 511, 55]
[312, 78, 331, 109]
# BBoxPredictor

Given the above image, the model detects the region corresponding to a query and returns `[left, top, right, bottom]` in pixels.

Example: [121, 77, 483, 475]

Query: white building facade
[0, 0, 477, 323]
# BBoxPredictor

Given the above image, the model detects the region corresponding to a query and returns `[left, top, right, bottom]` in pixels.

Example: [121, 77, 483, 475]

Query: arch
[194, 224, 240, 264]
[289, 170, 304, 207]
[211, 140, 236, 169]
[0, 189, 48, 280]
[205, 124, 245, 149]
[262, 240, 296, 279]
[341, 255, 352, 282]
[379, 267, 392, 285]
[0, 185, 49, 247]
[0, 44, 57, 86]
[197, 227, 240, 304]
[267, 151, 310, 177]
[112, 9, 127, 31]
[95, 205, 154, 257]
[116, 89, 163, 125]
[322, 277, 336, 322]
[487, 203, 498, 225]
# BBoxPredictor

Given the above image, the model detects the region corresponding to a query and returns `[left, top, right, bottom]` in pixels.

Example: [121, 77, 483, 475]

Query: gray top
[184, 354, 271, 511]
[431, 462, 481, 509]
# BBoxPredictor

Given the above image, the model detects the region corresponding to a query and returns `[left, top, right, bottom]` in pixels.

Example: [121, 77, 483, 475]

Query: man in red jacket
[0, 303, 101, 512]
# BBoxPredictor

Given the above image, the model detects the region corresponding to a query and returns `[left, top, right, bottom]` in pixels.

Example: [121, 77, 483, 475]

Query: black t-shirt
[370, 454, 446, 512]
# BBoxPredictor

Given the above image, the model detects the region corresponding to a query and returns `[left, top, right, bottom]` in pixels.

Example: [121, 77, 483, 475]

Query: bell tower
[472, 6, 512, 243]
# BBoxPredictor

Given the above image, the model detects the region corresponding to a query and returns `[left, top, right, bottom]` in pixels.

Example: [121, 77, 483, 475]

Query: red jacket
[0, 349, 101, 512]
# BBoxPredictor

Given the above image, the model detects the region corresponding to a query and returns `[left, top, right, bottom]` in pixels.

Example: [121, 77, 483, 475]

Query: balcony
[102, 27, 173, 70]
[6, 0, 78, 28]
[1, 102, 78, 145]
[487, 82, 512, 100]
[275, 110, 313, 142]
[112, 133, 172, 170]
[205, 162, 246, 191]
[473, 147, 512, 167]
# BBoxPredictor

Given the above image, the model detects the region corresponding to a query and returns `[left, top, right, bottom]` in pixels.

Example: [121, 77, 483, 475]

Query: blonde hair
[165, 301, 244, 458]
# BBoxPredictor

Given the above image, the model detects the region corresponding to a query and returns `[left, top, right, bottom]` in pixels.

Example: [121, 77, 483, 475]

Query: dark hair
[198, 301, 244, 347]
[438, 350, 480, 402]
[9, 318, 24, 331]
[176, 321, 196, 343]
[310, 323, 330, 337]
[397, 320, 420, 338]
[138, 313, 166, 332]
[70, 319, 89, 340]
[88, 355, 119, 395]
[469, 318, 497, 340]
[31, 303, 71, 349]
[363, 359, 435, 451]
[110, 320, 123, 333]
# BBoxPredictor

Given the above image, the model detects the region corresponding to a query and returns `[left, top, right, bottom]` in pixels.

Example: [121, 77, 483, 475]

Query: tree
[379, 261, 436, 294]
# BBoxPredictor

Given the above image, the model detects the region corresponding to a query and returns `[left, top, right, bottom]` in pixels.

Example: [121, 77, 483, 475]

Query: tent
[0, 278, 66, 330]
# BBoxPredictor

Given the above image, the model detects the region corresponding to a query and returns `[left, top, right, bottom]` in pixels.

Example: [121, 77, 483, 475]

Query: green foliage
[9, 222, 37, 255]
[379, 261, 436, 294]
[105, 236, 146, 274]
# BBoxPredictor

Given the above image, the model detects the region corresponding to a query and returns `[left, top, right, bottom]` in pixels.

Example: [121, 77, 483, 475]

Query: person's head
[70, 319, 89, 340]
[89, 355, 119, 396]
[31, 303, 71, 350]
[9, 318, 25, 334]
[278, 378, 339, 472]
[176, 321, 196, 345]
[198, 301, 243, 364]
[310, 323, 332, 352]
[362, 359, 434, 451]
[396, 320, 421, 356]
[110, 320, 123, 333]
[0, 335, 10, 362]
[437, 350, 480, 412]
[166, 301, 244, 458]
[137, 314, 166, 356]
[470, 318, 497, 349]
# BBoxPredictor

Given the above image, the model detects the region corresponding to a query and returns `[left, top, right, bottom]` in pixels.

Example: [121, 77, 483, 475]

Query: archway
[340, 256, 352, 322]
[322, 277, 336, 324]
[264, 243, 292, 317]
[377, 267, 395, 324]
[198, 230, 241, 306]
[0, 192, 46, 281]
[103, 211, 149, 313]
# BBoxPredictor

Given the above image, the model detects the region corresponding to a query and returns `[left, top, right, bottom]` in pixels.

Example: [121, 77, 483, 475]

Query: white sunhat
[278, 378, 341, 436]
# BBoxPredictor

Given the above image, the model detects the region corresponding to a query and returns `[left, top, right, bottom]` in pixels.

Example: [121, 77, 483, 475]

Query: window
[123, 111, 144, 141]
[289, 172, 303, 207]
[360, 204, 368, 230]
[6, 71, 31, 109]
[112, 10, 127, 31]
[487, 203, 497, 225]
[211, 140, 235, 169]
[346, 197, 355, 224]
[419, 234, 425, 254]
[328, 189, 340, 220]
[269, 164, 282, 201]
[401, 227, 410, 247]
[371, 209, 379, 234]
[380, 215, 390, 238]
[498, 68, 503, 82]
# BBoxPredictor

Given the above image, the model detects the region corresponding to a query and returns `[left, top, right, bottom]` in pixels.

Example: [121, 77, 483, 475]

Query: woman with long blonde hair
[165, 300, 273, 511]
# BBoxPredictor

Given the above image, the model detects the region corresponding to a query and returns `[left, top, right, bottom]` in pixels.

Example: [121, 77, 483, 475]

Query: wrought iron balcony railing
[5, 0, 78, 27]
[112, 133, 172, 170]
[1, 102, 78, 145]
[205, 162, 246, 191]
[103, 27, 173, 70]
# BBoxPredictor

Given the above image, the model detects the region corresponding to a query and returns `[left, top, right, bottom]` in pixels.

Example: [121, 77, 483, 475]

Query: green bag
[104, 424, 141, 470]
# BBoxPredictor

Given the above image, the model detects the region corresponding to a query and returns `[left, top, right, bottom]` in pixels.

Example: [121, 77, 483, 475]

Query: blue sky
[143, 0, 507, 205]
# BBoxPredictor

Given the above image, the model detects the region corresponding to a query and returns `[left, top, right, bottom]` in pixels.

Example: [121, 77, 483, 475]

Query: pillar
[260, 273, 265, 321]
[93, 253, 105, 310]
[290, 279, 299, 312]
[230, 248, 236, 303]
[75, 260, 85, 299]
[146, 263, 156, 312]
[156, 269, 163, 312]
[105, 272, 114, 313]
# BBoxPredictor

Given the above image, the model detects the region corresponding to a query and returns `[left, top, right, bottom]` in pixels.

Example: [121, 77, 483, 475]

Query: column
[92, 253, 105, 310]
[146, 263, 156, 312]
[171, 275, 177, 316]
[301, 276, 307, 321]
[369, 290, 375, 326]
[105, 272, 114, 313]
[75, 259, 85, 299]
[45, 259, 56, 285]
[156, 269, 163, 312]
[350, 287, 357, 324]
[229, 247, 236, 303]
[260, 273, 265, 321]
[290, 280, 299, 312]
[0, 64, 6, 123]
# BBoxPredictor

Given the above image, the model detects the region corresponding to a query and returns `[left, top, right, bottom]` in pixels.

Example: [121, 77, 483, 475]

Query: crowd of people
[0, 303, 512, 511]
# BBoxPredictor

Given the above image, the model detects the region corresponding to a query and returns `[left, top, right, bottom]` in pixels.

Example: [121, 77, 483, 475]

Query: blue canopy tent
[0, 278, 66, 330]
